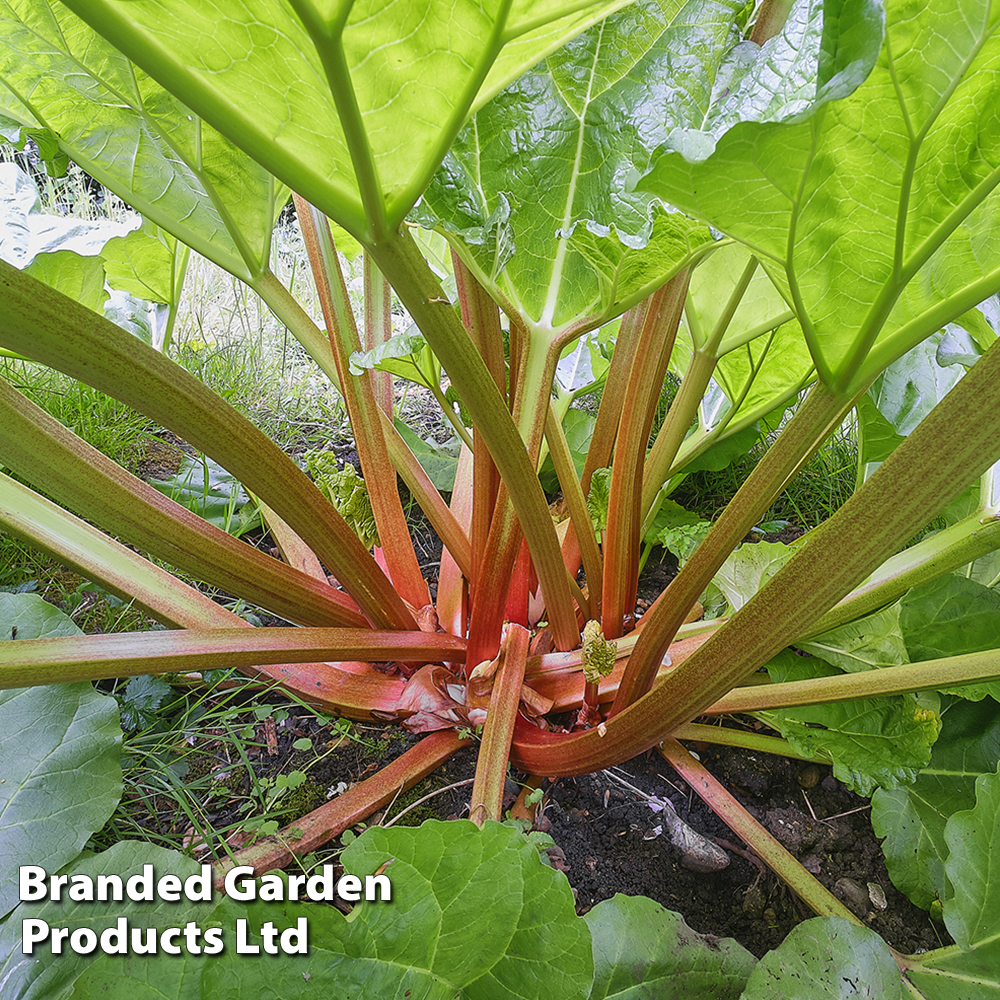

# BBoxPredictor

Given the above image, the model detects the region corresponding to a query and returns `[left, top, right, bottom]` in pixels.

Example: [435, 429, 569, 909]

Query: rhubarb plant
[2, 0, 1000, 996]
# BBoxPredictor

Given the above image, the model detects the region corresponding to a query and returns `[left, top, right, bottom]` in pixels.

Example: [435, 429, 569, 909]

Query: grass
[92, 675, 391, 860]
[673, 420, 859, 530]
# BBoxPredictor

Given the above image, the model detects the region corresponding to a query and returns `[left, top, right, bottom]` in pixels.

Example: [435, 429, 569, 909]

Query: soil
[183, 695, 946, 961]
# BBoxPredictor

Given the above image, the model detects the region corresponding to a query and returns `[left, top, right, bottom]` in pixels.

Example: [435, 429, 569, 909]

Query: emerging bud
[581, 620, 616, 684]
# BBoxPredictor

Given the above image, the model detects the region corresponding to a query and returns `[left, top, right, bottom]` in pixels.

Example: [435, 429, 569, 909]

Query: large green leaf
[420, 0, 876, 337]
[740, 917, 907, 999]
[713, 541, 798, 614]
[856, 332, 966, 480]
[799, 602, 910, 674]
[941, 765, 1000, 952]
[0, 1, 283, 281]
[756, 649, 940, 796]
[901, 573, 1000, 700]
[422, 0, 816, 334]
[3, 822, 595, 999]
[311, 819, 593, 999]
[585, 895, 755, 1000]
[51, 0, 635, 246]
[0, 161, 135, 312]
[147, 453, 262, 538]
[0, 841, 210, 1000]
[0, 162, 137, 271]
[903, 767, 1000, 998]
[0, 593, 121, 922]
[641, 0, 1000, 389]
[101, 221, 182, 307]
[872, 698, 1000, 911]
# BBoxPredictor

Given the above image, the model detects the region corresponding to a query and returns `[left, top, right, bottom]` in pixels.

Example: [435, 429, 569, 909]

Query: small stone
[868, 882, 888, 910]
[834, 877, 870, 917]
[798, 764, 822, 789]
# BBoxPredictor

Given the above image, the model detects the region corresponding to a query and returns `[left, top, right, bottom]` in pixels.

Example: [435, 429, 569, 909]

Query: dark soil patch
[537, 744, 946, 958]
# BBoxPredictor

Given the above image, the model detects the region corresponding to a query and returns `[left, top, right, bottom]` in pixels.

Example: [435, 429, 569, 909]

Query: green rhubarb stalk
[0, 627, 467, 689]
[453, 254, 504, 602]
[706, 648, 1000, 714]
[672, 723, 826, 763]
[612, 381, 854, 712]
[0, 381, 368, 630]
[805, 510, 1000, 636]
[641, 255, 759, 519]
[545, 403, 603, 615]
[253, 269, 473, 582]
[464, 333, 578, 662]
[0, 260, 414, 630]
[0, 473, 247, 629]
[297, 197, 430, 610]
[364, 253, 395, 416]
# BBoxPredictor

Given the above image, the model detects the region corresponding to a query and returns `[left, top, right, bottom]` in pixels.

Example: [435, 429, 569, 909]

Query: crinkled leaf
[0, 842, 209, 999]
[641, 0, 1000, 388]
[586, 895, 754, 999]
[713, 541, 797, 614]
[563, 206, 714, 327]
[800, 601, 909, 674]
[0, 163, 138, 270]
[872, 699, 1000, 911]
[756, 649, 939, 796]
[586, 466, 613, 534]
[649, 500, 712, 559]
[303, 452, 378, 550]
[118, 675, 174, 732]
[424, 0, 797, 333]
[0, 595, 121, 921]
[740, 917, 907, 999]
[901, 574, 1000, 701]
[903, 768, 1000, 998]
[52, 0, 634, 245]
